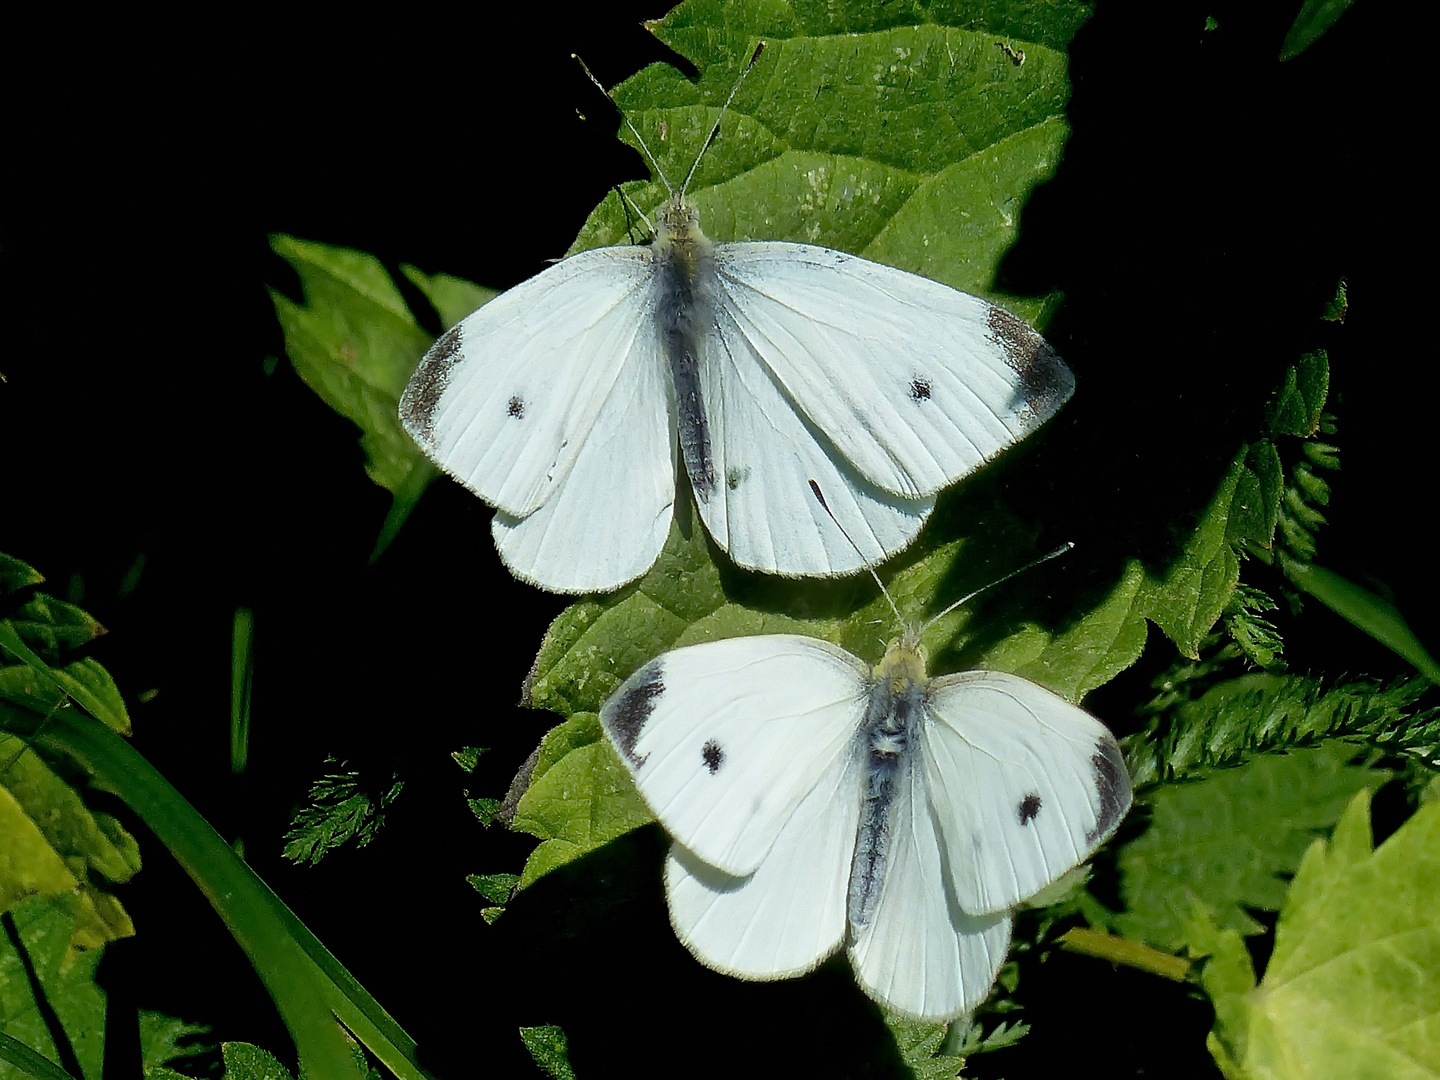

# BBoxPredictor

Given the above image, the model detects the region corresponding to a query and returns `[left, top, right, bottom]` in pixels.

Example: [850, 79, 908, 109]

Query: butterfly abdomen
[653, 203, 717, 501]
[848, 673, 926, 931]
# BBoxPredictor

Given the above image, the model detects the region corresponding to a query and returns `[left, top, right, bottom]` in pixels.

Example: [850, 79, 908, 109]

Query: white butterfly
[598, 621, 1131, 1020]
[398, 47, 1074, 593]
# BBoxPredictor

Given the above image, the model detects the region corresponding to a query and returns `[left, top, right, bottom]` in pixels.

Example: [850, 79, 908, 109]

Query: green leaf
[6, 594, 106, 659]
[519, 1025, 575, 1080]
[1, 732, 140, 945]
[0, 895, 108, 1080]
[219, 1042, 294, 1080]
[1266, 351, 1329, 438]
[268, 235, 450, 555]
[137, 1010, 212, 1070]
[281, 758, 404, 867]
[465, 873, 517, 905]
[1116, 740, 1389, 951]
[1202, 790, 1440, 1078]
[1125, 673, 1439, 788]
[574, 0, 1090, 325]
[399, 265, 496, 331]
[0, 556, 44, 596]
[884, 1017, 965, 1080]
[1279, 0, 1356, 61]
[1282, 558, 1440, 682]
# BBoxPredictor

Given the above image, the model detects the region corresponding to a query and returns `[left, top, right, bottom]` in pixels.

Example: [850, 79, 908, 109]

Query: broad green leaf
[0, 895, 108, 1080]
[573, 0, 1090, 325]
[1201, 790, 1440, 1079]
[1279, 0, 1356, 61]
[1116, 740, 1388, 951]
[268, 235, 459, 555]
[1, 733, 141, 947]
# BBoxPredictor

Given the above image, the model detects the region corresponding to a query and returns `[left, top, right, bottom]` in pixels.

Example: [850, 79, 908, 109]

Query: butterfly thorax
[849, 637, 931, 930]
[653, 195, 718, 500]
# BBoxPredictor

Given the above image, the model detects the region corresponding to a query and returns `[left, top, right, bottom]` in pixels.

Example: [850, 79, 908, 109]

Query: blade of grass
[1, 623, 433, 1080]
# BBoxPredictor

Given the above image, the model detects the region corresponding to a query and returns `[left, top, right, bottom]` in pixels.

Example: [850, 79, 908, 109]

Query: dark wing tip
[601, 660, 666, 768]
[1084, 736, 1133, 845]
[984, 305, 1075, 417]
[399, 325, 465, 443]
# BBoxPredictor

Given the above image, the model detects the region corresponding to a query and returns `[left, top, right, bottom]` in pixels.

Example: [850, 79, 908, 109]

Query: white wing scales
[665, 748, 862, 979]
[599, 635, 868, 877]
[847, 753, 1013, 1020]
[399, 247, 662, 519]
[695, 300, 933, 576]
[712, 242, 1074, 501]
[920, 672, 1134, 915]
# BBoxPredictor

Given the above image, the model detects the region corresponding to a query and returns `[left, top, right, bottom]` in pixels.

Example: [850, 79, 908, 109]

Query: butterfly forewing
[712, 243, 1074, 500]
[919, 671, 1134, 915]
[599, 635, 868, 877]
[846, 746, 1013, 1020]
[399, 247, 660, 520]
[664, 747, 862, 979]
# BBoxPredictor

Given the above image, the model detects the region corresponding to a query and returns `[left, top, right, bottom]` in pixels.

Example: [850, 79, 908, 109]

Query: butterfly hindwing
[713, 242, 1074, 500]
[664, 747, 862, 979]
[846, 747, 1013, 1020]
[600, 635, 868, 877]
[919, 671, 1134, 915]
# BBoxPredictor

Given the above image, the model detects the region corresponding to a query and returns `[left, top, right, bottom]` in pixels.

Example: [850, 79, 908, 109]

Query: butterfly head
[655, 195, 706, 247]
[874, 627, 928, 694]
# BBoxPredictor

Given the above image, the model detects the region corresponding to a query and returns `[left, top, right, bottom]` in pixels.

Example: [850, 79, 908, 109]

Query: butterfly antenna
[921, 543, 1075, 634]
[808, 480, 905, 628]
[573, 53, 673, 197]
[679, 42, 765, 198]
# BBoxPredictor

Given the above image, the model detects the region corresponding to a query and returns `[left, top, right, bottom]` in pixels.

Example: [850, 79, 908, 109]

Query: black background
[2, 2, 1433, 1077]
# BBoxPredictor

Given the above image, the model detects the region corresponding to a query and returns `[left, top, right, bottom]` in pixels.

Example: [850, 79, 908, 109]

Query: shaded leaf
[519, 1025, 575, 1080]
[1279, 0, 1356, 61]
[0, 895, 109, 1080]
[1116, 740, 1388, 951]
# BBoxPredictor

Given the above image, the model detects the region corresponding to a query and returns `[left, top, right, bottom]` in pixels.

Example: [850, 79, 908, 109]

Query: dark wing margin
[1085, 737, 1132, 845]
[603, 659, 666, 768]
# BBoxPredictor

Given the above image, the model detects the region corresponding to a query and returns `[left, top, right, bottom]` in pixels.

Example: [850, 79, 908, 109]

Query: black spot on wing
[400, 325, 464, 443]
[701, 739, 724, 774]
[605, 661, 665, 769]
[984, 305, 1074, 415]
[909, 376, 932, 402]
[1017, 792, 1042, 825]
[507, 395, 525, 419]
[1084, 738, 1132, 844]
[725, 465, 748, 490]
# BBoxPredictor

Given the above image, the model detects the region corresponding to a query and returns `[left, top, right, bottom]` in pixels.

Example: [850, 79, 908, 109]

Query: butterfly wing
[400, 247, 678, 593]
[712, 242, 1074, 501]
[599, 635, 868, 877]
[920, 671, 1132, 915]
[664, 746, 862, 979]
[847, 751, 1013, 1020]
[694, 296, 934, 576]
